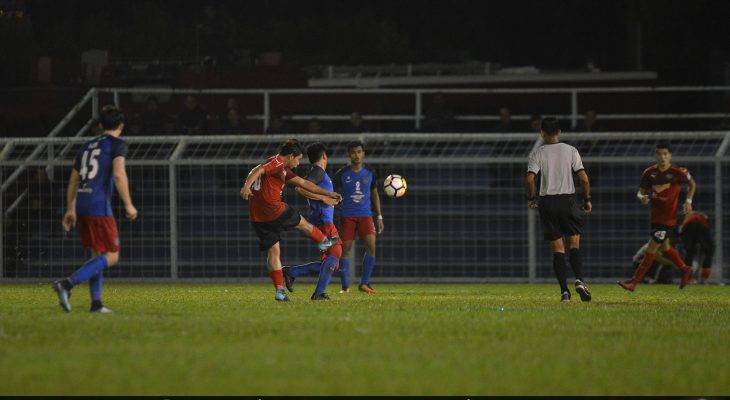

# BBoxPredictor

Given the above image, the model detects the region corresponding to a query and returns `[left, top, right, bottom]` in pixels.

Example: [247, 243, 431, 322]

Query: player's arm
[576, 170, 592, 213]
[683, 177, 697, 214]
[240, 164, 264, 200]
[295, 187, 339, 206]
[637, 187, 650, 204]
[288, 176, 342, 202]
[62, 169, 80, 232]
[371, 180, 384, 234]
[113, 156, 137, 220]
[525, 172, 538, 209]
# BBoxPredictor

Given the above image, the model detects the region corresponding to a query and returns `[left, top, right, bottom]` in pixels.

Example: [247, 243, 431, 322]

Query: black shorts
[650, 224, 677, 244]
[538, 194, 585, 241]
[251, 206, 303, 251]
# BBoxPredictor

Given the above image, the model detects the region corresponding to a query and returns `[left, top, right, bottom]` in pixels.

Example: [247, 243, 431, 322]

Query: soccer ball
[383, 174, 407, 198]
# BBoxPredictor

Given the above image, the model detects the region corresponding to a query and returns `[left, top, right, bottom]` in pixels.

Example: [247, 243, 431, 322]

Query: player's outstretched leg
[283, 261, 320, 292]
[663, 246, 692, 289]
[619, 241, 659, 292]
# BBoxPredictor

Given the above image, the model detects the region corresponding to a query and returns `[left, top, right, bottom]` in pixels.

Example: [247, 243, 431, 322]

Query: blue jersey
[303, 165, 334, 226]
[73, 134, 128, 216]
[334, 165, 378, 217]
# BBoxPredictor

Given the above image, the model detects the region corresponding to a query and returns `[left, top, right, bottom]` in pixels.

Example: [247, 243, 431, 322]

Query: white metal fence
[1, 132, 728, 282]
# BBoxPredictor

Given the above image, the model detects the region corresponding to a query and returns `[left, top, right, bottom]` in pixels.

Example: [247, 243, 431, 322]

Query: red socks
[664, 247, 689, 271]
[309, 227, 326, 243]
[633, 252, 656, 283]
[701, 268, 711, 281]
[269, 269, 284, 290]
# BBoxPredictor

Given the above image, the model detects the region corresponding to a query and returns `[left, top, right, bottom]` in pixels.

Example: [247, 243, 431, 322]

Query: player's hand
[583, 201, 592, 214]
[527, 200, 538, 209]
[323, 197, 339, 206]
[376, 218, 384, 234]
[62, 210, 76, 232]
[125, 204, 138, 220]
[683, 200, 692, 214]
[240, 186, 253, 201]
[328, 192, 343, 202]
[639, 195, 650, 205]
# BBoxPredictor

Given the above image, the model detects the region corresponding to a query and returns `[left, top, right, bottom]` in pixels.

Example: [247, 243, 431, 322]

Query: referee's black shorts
[538, 194, 585, 241]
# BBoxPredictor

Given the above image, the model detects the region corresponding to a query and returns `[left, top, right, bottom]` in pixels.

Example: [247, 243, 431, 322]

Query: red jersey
[681, 211, 710, 229]
[248, 156, 298, 222]
[640, 164, 691, 227]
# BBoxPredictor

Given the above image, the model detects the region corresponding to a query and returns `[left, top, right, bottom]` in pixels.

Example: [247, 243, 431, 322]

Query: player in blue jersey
[334, 141, 384, 294]
[52, 105, 138, 313]
[282, 142, 342, 300]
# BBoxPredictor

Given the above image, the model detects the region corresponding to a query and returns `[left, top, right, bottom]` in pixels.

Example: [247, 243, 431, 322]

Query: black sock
[568, 248, 584, 282]
[90, 300, 103, 310]
[553, 252, 569, 293]
[61, 279, 74, 291]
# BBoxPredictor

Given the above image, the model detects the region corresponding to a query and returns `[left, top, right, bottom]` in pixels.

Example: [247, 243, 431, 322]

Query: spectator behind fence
[581, 109, 602, 132]
[266, 114, 289, 135]
[530, 114, 542, 133]
[344, 112, 367, 133]
[179, 95, 208, 135]
[422, 93, 455, 132]
[140, 96, 165, 135]
[493, 107, 519, 132]
[307, 118, 323, 134]
[221, 108, 248, 134]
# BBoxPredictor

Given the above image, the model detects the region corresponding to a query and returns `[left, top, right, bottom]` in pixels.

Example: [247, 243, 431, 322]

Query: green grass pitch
[1, 282, 728, 395]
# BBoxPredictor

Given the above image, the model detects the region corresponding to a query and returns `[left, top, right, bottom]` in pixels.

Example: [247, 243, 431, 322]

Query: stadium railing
[1, 132, 728, 283]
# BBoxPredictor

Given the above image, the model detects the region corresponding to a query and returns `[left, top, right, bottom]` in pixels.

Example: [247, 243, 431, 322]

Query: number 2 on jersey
[79, 149, 101, 180]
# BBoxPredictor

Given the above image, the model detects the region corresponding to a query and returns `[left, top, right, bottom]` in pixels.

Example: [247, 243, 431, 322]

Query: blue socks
[69, 255, 108, 286]
[89, 271, 103, 302]
[314, 256, 338, 295]
[288, 261, 321, 278]
[339, 258, 350, 289]
[361, 253, 375, 285]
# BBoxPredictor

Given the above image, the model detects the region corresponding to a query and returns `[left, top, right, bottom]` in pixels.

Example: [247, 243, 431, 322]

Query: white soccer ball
[383, 174, 407, 198]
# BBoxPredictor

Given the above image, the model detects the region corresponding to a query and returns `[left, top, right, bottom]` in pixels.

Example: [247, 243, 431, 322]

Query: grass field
[0, 282, 728, 395]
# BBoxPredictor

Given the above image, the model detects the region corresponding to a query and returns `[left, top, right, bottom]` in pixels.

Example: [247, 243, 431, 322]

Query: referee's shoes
[574, 279, 592, 302]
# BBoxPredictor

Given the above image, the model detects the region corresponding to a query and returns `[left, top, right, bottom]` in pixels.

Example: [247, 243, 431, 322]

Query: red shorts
[340, 216, 376, 242]
[77, 216, 120, 253]
[319, 223, 342, 259]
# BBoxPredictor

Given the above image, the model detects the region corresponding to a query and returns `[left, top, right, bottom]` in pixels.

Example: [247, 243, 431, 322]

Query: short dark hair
[99, 105, 125, 130]
[346, 140, 364, 153]
[279, 138, 304, 157]
[306, 142, 328, 163]
[656, 141, 671, 152]
[540, 117, 560, 135]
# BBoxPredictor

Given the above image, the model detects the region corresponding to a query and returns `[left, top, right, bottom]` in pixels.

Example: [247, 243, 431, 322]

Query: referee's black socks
[553, 252, 569, 293]
[568, 248, 584, 282]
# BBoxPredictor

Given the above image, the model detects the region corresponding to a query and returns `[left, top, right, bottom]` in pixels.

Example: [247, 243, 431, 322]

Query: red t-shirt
[682, 211, 710, 229]
[640, 164, 691, 227]
[248, 156, 298, 222]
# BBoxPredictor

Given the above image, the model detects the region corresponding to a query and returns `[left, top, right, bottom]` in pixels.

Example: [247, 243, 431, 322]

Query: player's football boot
[358, 283, 376, 295]
[282, 267, 296, 292]
[617, 279, 637, 292]
[679, 267, 693, 289]
[339, 287, 350, 293]
[90, 305, 113, 313]
[311, 292, 330, 300]
[317, 237, 338, 252]
[574, 280, 592, 302]
[560, 291, 571, 303]
[52, 281, 72, 312]
[275, 288, 290, 302]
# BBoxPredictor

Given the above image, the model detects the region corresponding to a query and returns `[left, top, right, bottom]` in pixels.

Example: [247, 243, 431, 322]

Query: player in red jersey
[240, 139, 342, 301]
[618, 142, 696, 292]
[680, 210, 714, 283]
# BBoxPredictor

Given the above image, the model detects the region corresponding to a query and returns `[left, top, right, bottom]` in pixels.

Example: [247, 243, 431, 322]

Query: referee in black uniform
[525, 118, 593, 302]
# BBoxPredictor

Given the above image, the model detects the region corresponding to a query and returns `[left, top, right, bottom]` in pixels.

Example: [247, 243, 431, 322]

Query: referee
[525, 117, 592, 303]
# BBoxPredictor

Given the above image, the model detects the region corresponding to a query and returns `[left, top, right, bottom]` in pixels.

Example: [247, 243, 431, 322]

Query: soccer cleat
[275, 288, 290, 302]
[679, 267, 693, 289]
[339, 288, 350, 294]
[52, 281, 72, 312]
[317, 237, 338, 252]
[90, 306, 113, 313]
[561, 291, 571, 303]
[574, 280, 592, 302]
[617, 279, 637, 292]
[358, 283, 376, 295]
[311, 292, 331, 300]
[282, 267, 296, 292]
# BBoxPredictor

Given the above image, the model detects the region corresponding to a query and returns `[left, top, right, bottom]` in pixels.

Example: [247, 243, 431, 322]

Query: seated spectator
[344, 111, 366, 133]
[493, 107, 519, 132]
[265, 114, 289, 135]
[178, 95, 208, 134]
[529, 114, 542, 133]
[140, 96, 165, 134]
[422, 93, 455, 132]
[581, 109, 602, 132]
[307, 118, 323, 134]
[221, 108, 248, 134]
[225, 97, 239, 113]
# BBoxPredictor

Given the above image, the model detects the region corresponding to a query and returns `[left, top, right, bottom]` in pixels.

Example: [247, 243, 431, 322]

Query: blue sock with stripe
[69, 255, 108, 286]
[288, 261, 321, 278]
[339, 258, 350, 289]
[361, 253, 376, 285]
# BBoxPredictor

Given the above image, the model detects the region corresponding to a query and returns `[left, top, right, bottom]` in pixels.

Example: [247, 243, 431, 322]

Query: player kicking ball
[618, 142, 695, 292]
[241, 139, 342, 302]
[282, 143, 342, 300]
[53, 105, 138, 313]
